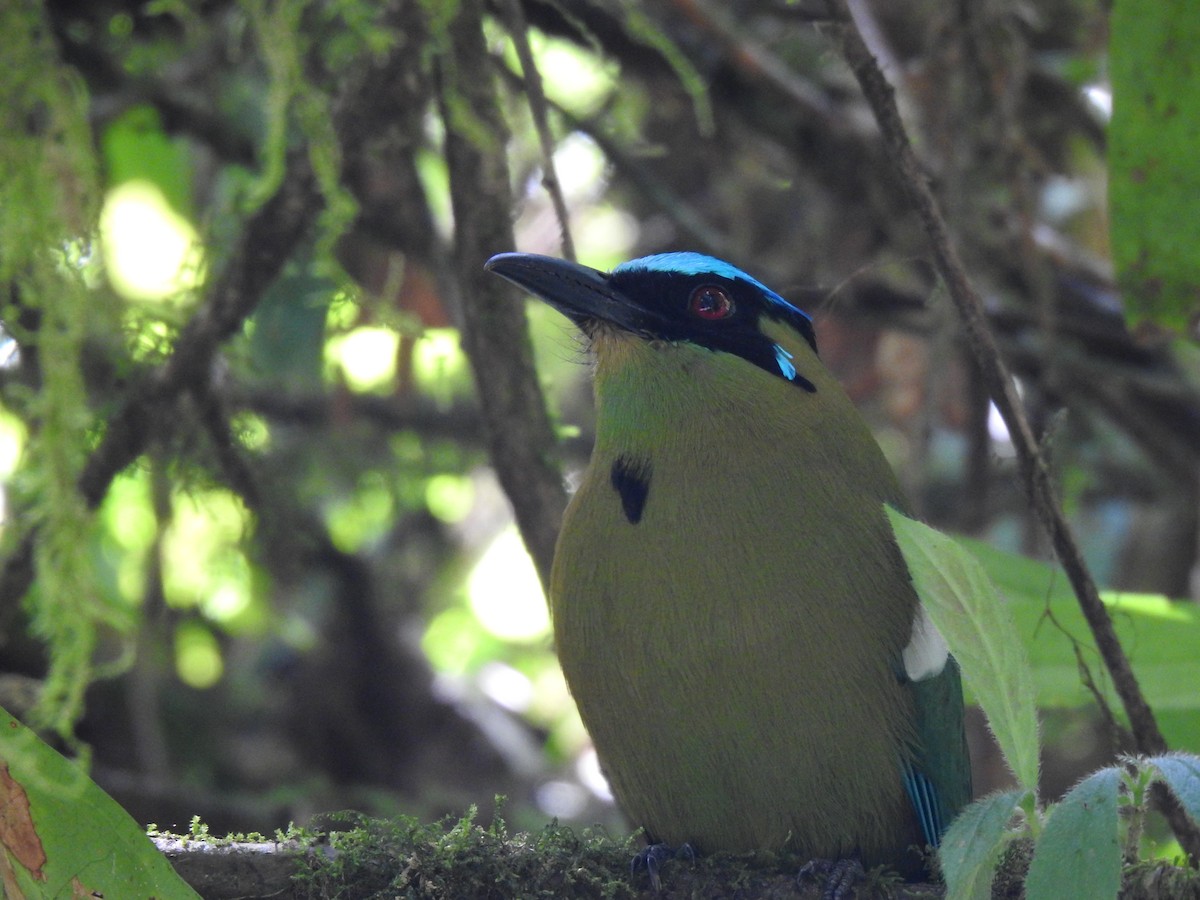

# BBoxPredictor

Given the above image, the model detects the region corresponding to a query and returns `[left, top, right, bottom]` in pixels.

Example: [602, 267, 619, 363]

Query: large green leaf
[1109, 0, 1200, 330]
[888, 509, 1040, 792]
[0, 706, 199, 899]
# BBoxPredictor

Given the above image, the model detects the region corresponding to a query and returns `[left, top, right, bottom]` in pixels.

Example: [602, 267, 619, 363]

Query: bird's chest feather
[552, 350, 916, 721]
[555, 427, 908, 677]
[557, 352, 909, 642]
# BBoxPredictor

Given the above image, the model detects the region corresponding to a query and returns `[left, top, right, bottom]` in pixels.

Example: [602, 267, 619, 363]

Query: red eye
[689, 285, 734, 320]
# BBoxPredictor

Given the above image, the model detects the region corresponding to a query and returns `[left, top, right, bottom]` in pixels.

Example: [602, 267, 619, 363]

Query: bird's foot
[797, 857, 865, 900]
[631, 842, 695, 892]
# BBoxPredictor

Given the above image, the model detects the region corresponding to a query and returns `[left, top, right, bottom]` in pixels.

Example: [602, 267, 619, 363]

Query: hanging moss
[241, 0, 377, 267]
[0, 0, 111, 737]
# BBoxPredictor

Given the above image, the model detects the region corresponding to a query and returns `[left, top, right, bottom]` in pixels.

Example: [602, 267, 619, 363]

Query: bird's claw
[797, 857, 866, 900]
[632, 842, 695, 891]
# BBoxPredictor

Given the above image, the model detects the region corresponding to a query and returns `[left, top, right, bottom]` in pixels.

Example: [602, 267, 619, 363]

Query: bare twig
[492, 61, 727, 254]
[844, 0, 901, 82]
[818, 0, 1200, 860]
[670, 0, 838, 123]
[499, 0, 576, 262]
[559, 105, 729, 255]
[819, 0, 1150, 746]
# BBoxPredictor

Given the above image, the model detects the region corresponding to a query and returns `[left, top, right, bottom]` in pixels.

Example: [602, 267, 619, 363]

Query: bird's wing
[902, 653, 973, 847]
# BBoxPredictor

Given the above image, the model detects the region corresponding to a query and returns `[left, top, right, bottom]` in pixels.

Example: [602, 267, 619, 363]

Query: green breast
[550, 335, 929, 869]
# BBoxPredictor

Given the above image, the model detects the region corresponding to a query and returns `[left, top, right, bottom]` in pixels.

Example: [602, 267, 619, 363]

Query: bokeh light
[325, 326, 401, 393]
[425, 474, 475, 524]
[161, 488, 254, 626]
[175, 621, 223, 689]
[467, 527, 548, 642]
[100, 180, 205, 301]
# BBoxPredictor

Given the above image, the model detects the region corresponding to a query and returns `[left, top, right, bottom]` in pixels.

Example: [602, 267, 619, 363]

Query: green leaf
[939, 788, 1028, 900]
[0, 705, 200, 899]
[1147, 753, 1200, 827]
[1025, 767, 1121, 900]
[887, 508, 1040, 793]
[1109, 0, 1200, 331]
[101, 105, 194, 215]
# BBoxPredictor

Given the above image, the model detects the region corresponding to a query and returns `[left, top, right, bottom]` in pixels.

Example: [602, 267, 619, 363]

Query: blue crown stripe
[613, 252, 812, 324]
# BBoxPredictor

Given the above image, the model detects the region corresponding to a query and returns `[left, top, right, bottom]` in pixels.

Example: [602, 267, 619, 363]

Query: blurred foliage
[0, 0, 1197, 882]
[1, 0, 112, 739]
[1109, 0, 1200, 332]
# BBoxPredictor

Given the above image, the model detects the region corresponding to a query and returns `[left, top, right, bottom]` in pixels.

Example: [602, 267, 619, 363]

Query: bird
[484, 250, 972, 878]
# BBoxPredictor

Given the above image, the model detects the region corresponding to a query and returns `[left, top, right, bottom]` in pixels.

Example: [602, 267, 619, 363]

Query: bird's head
[485, 252, 819, 392]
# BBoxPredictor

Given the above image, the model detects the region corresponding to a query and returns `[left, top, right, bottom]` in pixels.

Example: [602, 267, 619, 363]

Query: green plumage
[486, 252, 970, 877]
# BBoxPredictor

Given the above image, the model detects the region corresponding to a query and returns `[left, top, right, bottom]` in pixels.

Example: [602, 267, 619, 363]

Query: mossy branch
[152, 814, 953, 899]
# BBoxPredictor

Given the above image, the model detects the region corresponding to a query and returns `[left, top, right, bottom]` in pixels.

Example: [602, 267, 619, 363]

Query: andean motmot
[485, 251, 972, 877]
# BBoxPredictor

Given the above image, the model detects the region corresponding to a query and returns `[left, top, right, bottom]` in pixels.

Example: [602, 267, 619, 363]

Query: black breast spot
[610, 455, 651, 524]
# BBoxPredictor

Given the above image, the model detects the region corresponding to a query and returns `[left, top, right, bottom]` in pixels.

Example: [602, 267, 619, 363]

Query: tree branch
[0, 157, 322, 614]
[499, 0, 576, 262]
[154, 836, 311, 900]
[151, 830, 950, 899]
[437, 0, 567, 591]
[818, 0, 1200, 860]
[79, 157, 321, 509]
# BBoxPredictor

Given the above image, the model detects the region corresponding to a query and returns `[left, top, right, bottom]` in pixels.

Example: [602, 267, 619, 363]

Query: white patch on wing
[903, 604, 949, 682]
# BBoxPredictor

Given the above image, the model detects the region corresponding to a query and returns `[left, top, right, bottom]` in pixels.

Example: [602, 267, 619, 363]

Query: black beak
[484, 253, 658, 334]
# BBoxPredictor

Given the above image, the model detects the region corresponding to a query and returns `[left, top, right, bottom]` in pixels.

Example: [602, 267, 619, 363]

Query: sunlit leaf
[962, 538, 1200, 751]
